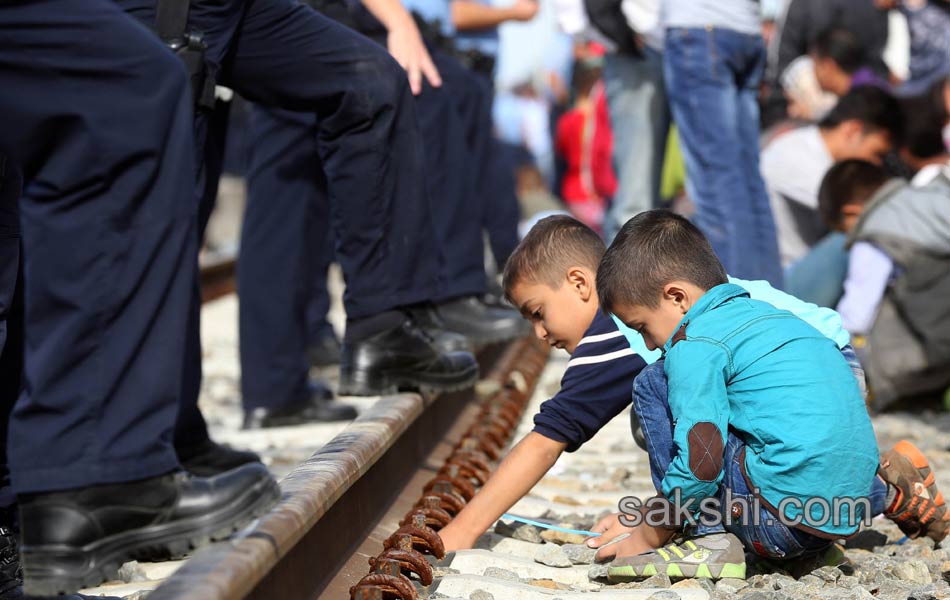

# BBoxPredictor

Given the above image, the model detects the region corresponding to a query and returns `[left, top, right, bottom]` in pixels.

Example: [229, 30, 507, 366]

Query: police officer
[0, 1, 280, 594]
[237, 0, 531, 427]
[452, 0, 538, 267]
[115, 0, 481, 428]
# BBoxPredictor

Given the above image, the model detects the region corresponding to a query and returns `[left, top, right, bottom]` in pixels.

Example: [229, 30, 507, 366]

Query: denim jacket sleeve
[659, 338, 731, 514]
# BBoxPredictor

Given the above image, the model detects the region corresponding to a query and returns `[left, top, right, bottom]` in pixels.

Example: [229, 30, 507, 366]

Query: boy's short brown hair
[598, 210, 727, 312]
[502, 215, 606, 299]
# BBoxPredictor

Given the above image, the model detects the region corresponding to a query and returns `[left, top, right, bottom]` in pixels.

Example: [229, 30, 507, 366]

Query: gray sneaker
[607, 532, 746, 582]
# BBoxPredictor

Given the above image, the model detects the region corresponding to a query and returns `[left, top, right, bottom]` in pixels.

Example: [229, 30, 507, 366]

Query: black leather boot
[0, 508, 22, 600]
[338, 317, 478, 396]
[407, 304, 473, 354]
[435, 296, 529, 344]
[176, 438, 263, 477]
[243, 380, 357, 429]
[307, 332, 342, 367]
[19, 464, 279, 596]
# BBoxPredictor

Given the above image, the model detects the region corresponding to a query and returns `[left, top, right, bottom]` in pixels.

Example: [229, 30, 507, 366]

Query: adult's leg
[731, 34, 782, 287]
[2, 0, 195, 494]
[420, 50, 486, 302]
[0, 2, 277, 593]
[0, 158, 23, 598]
[239, 105, 354, 425]
[664, 28, 750, 279]
[226, 0, 441, 317]
[0, 160, 20, 510]
[427, 49, 527, 342]
[221, 0, 475, 394]
[482, 137, 522, 267]
[603, 49, 669, 241]
[304, 198, 340, 366]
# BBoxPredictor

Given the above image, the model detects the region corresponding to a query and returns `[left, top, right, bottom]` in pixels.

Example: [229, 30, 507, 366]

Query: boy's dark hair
[900, 85, 949, 160]
[502, 215, 606, 299]
[811, 27, 867, 74]
[817, 160, 890, 229]
[597, 210, 727, 312]
[818, 86, 903, 144]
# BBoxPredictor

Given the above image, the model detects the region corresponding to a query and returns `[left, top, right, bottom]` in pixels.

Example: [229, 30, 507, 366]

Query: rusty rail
[148, 337, 549, 600]
[199, 253, 237, 304]
[351, 337, 549, 599]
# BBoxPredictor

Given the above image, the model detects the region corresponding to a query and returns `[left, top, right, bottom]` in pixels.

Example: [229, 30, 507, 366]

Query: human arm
[439, 432, 566, 550]
[451, 0, 538, 30]
[582, 0, 642, 56]
[836, 241, 894, 335]
[658, 340, 730, 509]
[361, 0, 441, 93]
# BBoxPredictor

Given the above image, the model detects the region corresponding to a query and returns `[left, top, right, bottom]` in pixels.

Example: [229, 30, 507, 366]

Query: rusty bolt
[370, 547, 435, 585]
[373, 558, 404, 576]
[442, 459, 487, 486]
[448, 451, 491, 474]
[350, 574, 416, 600]
[402, 506, 451, 530]
[350, 587, 383, 600]
[457, 437, 499, 460]
[385, 522, 446, 559]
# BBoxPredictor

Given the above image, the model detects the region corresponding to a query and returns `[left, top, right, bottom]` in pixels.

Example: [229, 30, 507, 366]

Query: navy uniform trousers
[116, 0, 444, 437]
[0, 0, 198, 494]
[0, 161, 22, 508]
[239, 47, 490, 410]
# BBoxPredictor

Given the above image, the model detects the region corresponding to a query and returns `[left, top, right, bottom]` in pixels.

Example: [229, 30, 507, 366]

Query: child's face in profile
[508, 269, 598, 354]
[613, 298, 688, 352]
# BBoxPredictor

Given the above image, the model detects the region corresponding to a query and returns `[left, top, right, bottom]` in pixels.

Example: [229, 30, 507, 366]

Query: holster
[157, 0, 216, 111]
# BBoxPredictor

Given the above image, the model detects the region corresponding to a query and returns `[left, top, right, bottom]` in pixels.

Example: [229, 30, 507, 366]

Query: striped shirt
[532, 311, 647, 452]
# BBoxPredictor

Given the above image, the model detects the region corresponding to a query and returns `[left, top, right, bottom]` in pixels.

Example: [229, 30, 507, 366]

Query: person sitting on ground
[761, 85, 902, 267]
[785, 159, 891, 309]
[437, 214, 875, 555]
[836, 84, 950, 411]
[811, 26, 889, 98]
[590, 210, 948, 581]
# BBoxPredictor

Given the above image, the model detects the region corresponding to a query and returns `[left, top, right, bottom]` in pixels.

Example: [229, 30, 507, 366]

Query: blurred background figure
[554, 53, 616, 233]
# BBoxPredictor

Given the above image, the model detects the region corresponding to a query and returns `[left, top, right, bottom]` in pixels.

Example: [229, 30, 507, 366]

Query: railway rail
[144, 336, 549, 600]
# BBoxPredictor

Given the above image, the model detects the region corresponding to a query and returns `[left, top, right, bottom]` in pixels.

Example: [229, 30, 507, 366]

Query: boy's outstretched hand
[586, 512, 675, 562]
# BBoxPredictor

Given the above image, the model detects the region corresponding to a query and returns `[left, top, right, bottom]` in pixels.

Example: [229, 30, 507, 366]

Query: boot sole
[22, 476, 281, 596]
[338, 362, 479, 397]
[608, 560, 746, 582]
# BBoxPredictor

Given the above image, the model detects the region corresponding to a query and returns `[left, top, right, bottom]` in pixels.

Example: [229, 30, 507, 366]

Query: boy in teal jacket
[592, 210, 948, 580]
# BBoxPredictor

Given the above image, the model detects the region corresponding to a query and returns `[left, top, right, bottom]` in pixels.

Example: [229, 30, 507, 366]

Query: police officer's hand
[387, 19, 442, 95]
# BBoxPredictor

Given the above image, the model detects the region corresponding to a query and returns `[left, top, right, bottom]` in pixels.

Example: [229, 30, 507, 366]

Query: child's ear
[566, 267, 594, 301]
[664, 283, 690, 314]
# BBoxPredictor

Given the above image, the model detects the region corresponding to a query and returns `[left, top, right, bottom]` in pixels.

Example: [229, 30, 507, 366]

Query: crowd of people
[502, 0, 950, 411]
[0, 0, 948, 597]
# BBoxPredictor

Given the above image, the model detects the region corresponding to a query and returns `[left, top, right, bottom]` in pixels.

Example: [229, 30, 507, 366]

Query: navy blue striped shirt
[532, 311, 647, 452]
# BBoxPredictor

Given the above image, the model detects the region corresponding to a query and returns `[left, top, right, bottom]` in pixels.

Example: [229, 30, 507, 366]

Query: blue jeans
[632, 356, 885, 559]
[784, 232, 849, 310]
[603, 48, 670, 242]
[663, 28, 782, 287]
